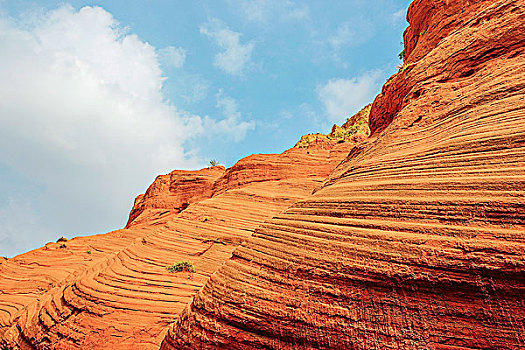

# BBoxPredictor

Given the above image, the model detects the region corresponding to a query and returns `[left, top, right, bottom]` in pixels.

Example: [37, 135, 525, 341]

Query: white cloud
[239, 0, 267, 22]
[328, 23, 358, 51]
[201, 90, 255, 142]
[324, 20, 375, 64]
[237, 0, 309, 23]
[0, 5, 245, 257]
[317, 70, 383, 123]
[158, 46, 186, 68]
[286, 2, 309, 21]
[200, 19, 254, 76]
[180, 75, 209, 104]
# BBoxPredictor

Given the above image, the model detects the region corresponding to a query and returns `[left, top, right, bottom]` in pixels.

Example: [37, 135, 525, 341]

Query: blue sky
[0, 0, 410, 257]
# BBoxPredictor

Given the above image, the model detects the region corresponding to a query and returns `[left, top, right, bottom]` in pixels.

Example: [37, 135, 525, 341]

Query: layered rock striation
[126, 166, 226, 227]
[1, 0, 525, 349]
[161, 0, 525, 349]
[0, 120, 364, 349]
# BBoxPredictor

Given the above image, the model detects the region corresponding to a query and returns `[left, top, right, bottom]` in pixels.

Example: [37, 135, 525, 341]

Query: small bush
[398, 49, 405, 61]
[209, 159, 219, 167]
[59, 244, 67, 249]
[87, 250, 92, 254]
[397, 62, 410, 72]
[57, 236, 68, 243]
[167, 261, 195, 273]
[203, 216, 209, 222]
[202, 239, 225, 245]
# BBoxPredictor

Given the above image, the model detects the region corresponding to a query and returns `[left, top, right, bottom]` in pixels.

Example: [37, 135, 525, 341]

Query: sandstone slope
[161, 0, 525, 349]
[0, 119, 365, 349]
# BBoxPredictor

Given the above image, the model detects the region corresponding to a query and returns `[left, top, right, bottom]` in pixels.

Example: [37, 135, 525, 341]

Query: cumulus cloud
[200, 19, 254, 76]
[201, 90, 255, 142]
[237, 0, 309, 23]
[0, 5, 249, 257]
[317, 70, 383, 123]
[158, 46, 186, 68]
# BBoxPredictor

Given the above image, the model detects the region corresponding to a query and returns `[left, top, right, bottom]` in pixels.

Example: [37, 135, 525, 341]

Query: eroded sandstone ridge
[1, 0, 524, 349]
[160, 0, 525, 349]
[0, 117, 365, 349]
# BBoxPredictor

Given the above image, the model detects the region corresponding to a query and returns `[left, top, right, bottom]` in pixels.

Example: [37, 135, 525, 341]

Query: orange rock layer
[126, 166, 226, 227]
[2, 0, 525, 349]
[0, 135, 359, 349]
[161, 0, 525, 349]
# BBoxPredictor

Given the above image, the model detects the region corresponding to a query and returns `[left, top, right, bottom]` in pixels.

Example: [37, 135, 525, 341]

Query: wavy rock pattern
[2, 0, 524, 349]
[0, 230, 144, 339]
[161, 0, 525, 349]
[0, 138, 358, 349]
[126, 167, 226, 227]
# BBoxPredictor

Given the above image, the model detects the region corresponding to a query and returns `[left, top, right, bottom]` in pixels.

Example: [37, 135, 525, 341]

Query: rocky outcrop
[161, 0, 525, 349]
[369, 0, 525, 135]
[126, 166, 225, 227]
[0, 129, 360, 349]
[294, 104, 371, 150]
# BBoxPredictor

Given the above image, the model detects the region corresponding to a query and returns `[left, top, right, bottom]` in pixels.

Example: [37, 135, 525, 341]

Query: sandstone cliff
[161, 0, 525, 349]
[1, 0, 524, 349]
[0, 119, 365, 349]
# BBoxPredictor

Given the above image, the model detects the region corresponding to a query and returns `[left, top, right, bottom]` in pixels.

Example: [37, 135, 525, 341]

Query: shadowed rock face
[1, 0, 524, 349]
[160, 0, 525, 349]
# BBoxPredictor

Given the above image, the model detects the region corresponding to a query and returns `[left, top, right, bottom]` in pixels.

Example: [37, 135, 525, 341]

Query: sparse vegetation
[397, 62, 410, 72]
[398, 49, 405, 61]
[294, 133, 323, 148]
[57, 236, 68, 243]
[294, 104, 371, 149]
[209, 159, 219, 167]
[167, 261, 195, 273]
[202, 238, 226, 245]
[59, 244, 67, 249]
[87, 250, 92, 254]
[203, 216, 209, 222]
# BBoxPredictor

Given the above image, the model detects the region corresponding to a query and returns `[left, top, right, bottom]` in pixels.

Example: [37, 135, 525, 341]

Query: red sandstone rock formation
[2, 0, 524, 349]
[0, 121, 363, 349]
[126, 166, 225, 227]
[160, 0, 525, 349]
